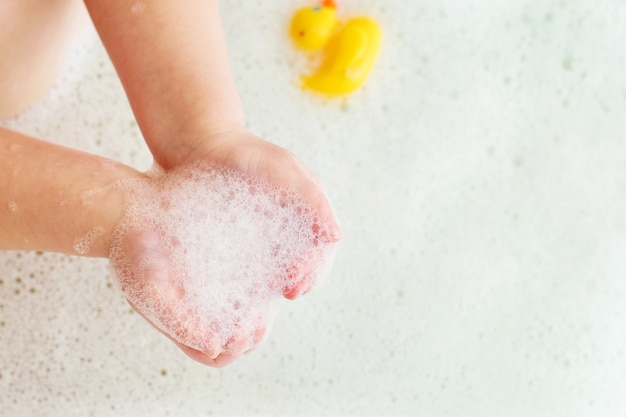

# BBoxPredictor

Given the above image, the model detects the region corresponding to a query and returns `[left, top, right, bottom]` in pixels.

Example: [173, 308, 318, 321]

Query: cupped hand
[162, 127, 342, 299]
[114, 128, 342, 367]
[115, 229, 267, 368]
[171, 127, 343, 243]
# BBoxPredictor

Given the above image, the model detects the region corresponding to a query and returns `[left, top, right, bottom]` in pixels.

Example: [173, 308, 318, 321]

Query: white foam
[79, 187, 106, 201]
[8, 201, 18, 213]
[73, 226, 105, 255]
[109, 162, 337, 358]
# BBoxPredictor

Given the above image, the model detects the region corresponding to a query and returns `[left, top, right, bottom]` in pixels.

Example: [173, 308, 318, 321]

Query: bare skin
[0, 0, 88, 118]
[0, 0, 342, 367]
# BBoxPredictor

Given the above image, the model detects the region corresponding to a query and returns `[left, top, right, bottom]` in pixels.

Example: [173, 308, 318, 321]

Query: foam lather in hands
[108, 162, 337, 367]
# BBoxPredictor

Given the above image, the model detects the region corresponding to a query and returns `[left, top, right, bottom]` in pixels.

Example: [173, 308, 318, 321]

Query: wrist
[75, 180, 131, 258]
[0, 129, 146, 258]
[151, 116, 247, 169]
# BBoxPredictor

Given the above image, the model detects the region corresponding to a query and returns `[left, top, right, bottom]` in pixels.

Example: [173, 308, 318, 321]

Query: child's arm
[83, 0, 342, 241]
[84, 0, 243, 169]
[78, 1, 341, 367]
[0, 127, 144, 257]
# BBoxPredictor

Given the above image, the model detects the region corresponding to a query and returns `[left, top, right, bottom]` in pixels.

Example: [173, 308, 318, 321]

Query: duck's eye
[312, 6, 322, 12]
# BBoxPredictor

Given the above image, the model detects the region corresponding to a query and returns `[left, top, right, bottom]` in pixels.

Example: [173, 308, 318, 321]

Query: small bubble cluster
[108, 162, 336, 357]
[73, 226, 105, 255]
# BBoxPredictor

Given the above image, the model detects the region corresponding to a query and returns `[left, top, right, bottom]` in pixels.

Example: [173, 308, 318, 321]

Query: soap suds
[8, 201, 18, 213]
[79, 187, 106, 202]
[73, 226, 105, 255]
[108, 162, 337, 358]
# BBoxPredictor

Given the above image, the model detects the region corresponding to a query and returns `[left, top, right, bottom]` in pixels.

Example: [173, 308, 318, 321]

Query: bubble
[8, 201, 18, 213]
[108, 162, 337, 358]
[79, 188, 105, 201]
[73, 226, 105, 255]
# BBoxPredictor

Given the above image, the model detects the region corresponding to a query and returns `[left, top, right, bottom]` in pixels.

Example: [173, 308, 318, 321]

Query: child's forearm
[0, 128, 142, 257]
[84, 0, 245, 169]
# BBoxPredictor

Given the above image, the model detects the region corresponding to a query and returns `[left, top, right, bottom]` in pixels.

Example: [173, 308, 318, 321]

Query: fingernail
[204, 345, 220, 360]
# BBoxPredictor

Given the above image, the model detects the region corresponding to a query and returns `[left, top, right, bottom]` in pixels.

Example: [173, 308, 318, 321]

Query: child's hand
[83, 1, 341, 366]
[158, 127, 343, 299]
[116, 228, 265, 368]
[112, 129, 342, 367]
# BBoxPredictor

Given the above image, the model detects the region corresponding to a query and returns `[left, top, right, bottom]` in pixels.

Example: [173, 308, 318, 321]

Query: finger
[119, 230, 225, 358]
[300, 168, 342, 242]
[283, 256, 317, 300]
[307, 188, 343, 243]
[128, 299, 226, 365]
[268, 147, 343, 243]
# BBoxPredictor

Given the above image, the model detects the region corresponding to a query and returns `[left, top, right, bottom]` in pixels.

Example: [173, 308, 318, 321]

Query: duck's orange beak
[322, 0, 336, 8]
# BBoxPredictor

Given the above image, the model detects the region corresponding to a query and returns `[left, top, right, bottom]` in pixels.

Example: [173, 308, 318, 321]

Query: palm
[115, 130, 341, 367]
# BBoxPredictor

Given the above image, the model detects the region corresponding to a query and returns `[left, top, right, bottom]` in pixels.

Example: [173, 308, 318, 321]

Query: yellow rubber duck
[290, 0, 382, 96]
